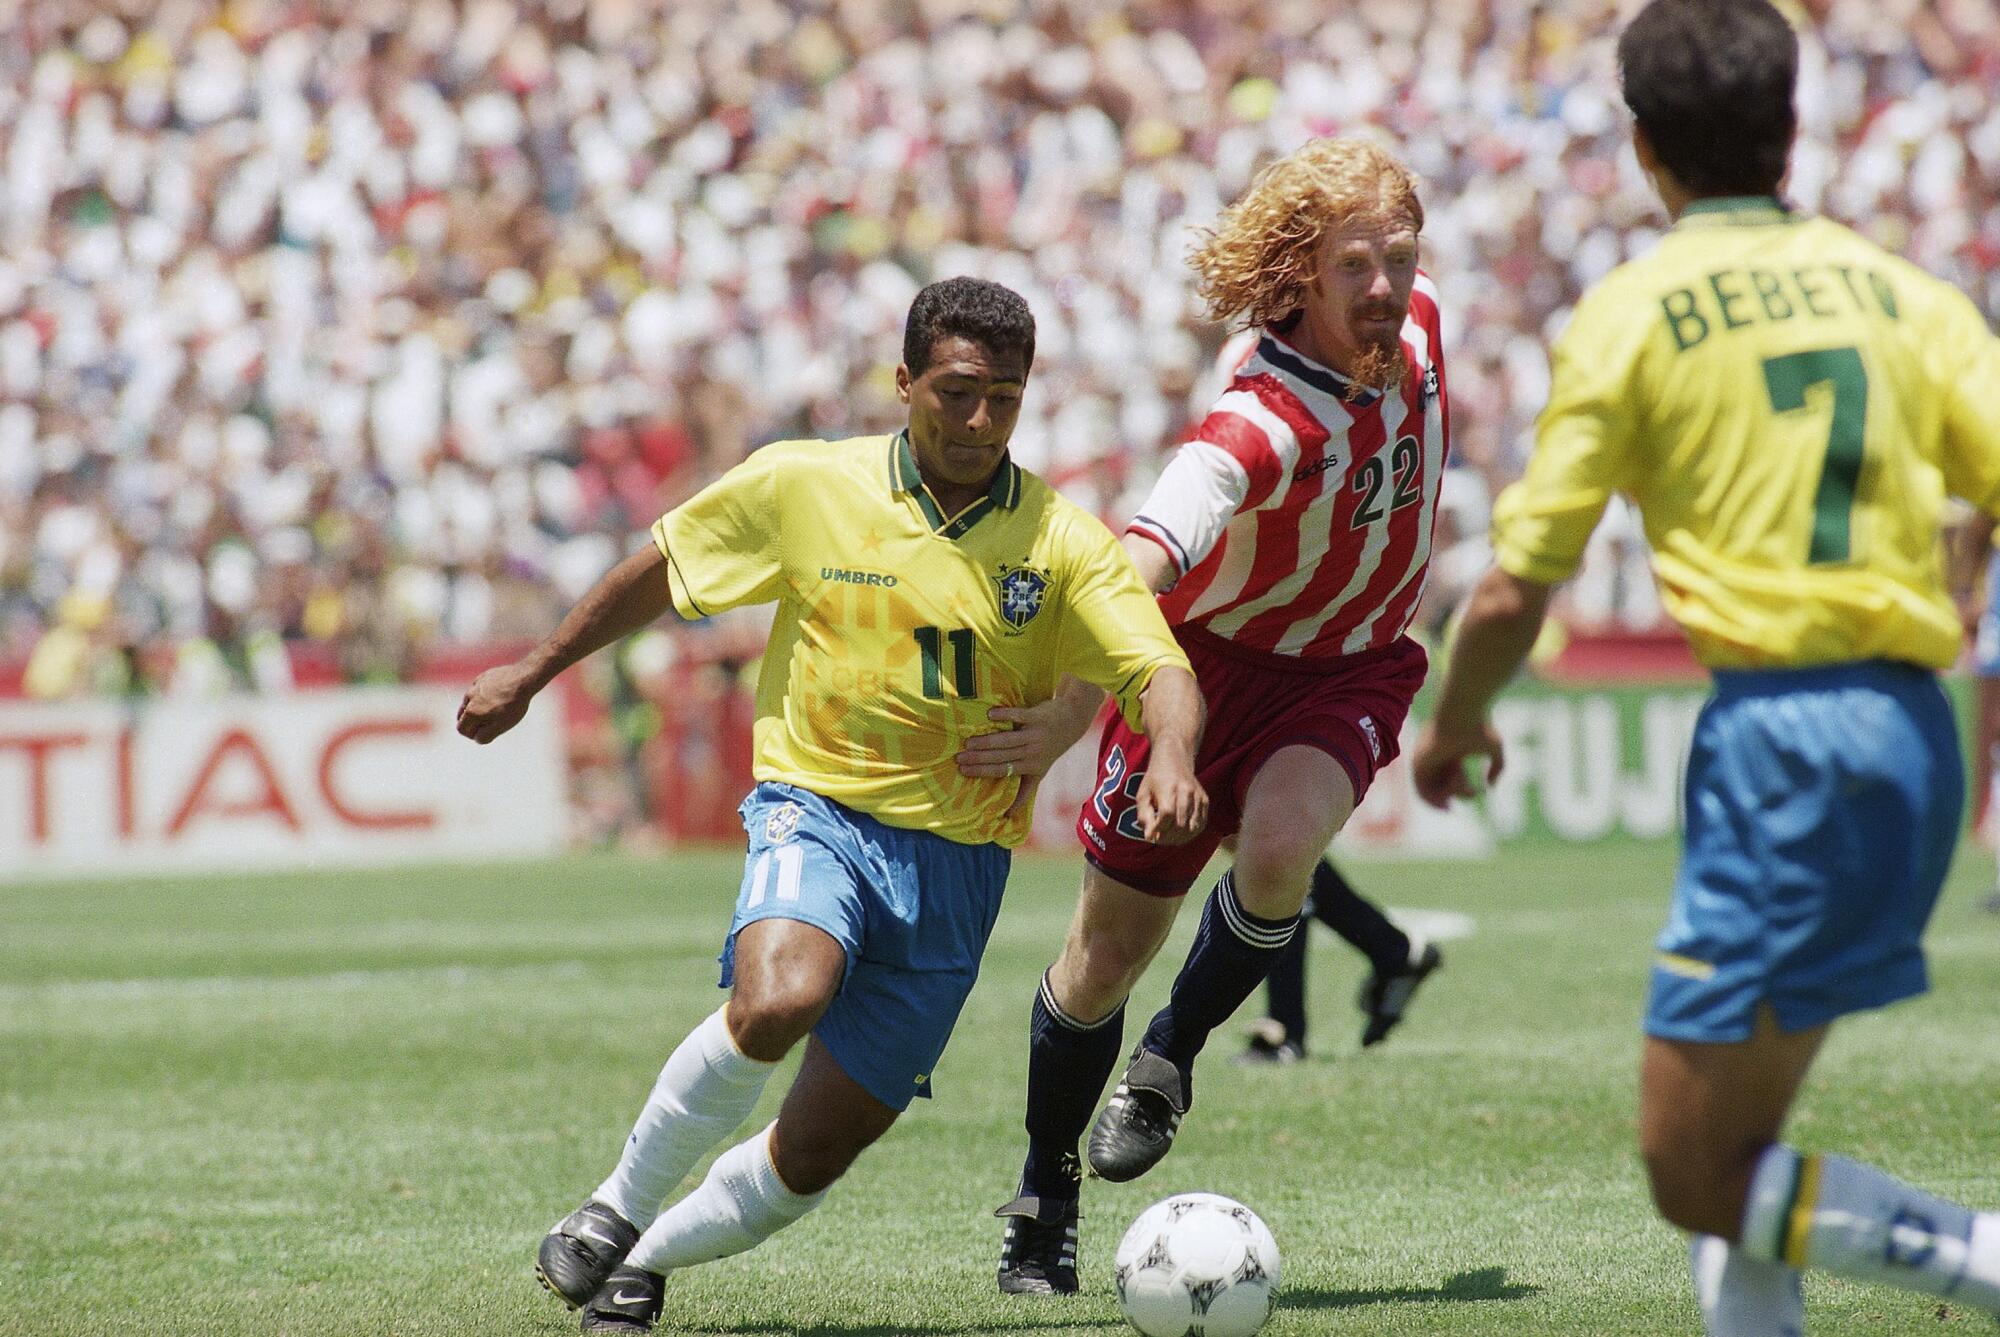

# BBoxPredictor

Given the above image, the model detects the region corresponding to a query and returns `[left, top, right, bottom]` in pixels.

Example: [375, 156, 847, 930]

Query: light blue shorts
[1646, 662, 1962, 1042]
[719, 782, 1010, 1111]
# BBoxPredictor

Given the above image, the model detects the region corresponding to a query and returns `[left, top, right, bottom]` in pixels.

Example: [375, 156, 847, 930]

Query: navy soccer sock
[1022, 970, 1123, 1201]
[1309, 858, 1410, 976]
[1141, 871, 1299, 1072]
[1261, 918, 1311, 1042]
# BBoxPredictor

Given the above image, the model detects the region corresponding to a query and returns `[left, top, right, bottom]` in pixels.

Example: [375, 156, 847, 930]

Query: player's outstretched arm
[1132, 666, 1207, 844]
[957, 529, 1182, 792]
[457, 544, 676, 744]
[1947, 509, 1998, 642]
[1119, 531, 1180, 595]
[955, 674, 1106, 792]
[1411, 566, 1552, 807]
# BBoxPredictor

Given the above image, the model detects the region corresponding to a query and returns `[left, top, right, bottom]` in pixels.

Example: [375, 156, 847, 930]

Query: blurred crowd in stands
[4, 0, 1998, 704]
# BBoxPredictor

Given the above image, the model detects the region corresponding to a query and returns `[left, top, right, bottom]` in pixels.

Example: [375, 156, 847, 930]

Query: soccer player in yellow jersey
[457, 278, 1207, 1334]
[1413, 0, 2000, 1329]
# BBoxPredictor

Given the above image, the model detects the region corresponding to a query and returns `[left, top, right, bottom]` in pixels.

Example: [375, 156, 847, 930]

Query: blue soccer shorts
[1646, 661, 1963, 1043]
[718, 782, 1010, 1111]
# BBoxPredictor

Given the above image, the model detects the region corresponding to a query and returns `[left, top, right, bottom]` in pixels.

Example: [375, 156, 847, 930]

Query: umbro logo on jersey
[822, 567, 898, 587]
[1421, 365, 1440, 406]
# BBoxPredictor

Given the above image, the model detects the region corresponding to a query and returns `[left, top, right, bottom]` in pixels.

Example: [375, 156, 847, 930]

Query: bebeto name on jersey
[1661, 260, 1902, 353]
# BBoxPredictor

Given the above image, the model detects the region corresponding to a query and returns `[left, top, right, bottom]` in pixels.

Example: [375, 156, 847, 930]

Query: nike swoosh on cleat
[610, 1290, 652, 1306]
[574, 1224, 621, 1248]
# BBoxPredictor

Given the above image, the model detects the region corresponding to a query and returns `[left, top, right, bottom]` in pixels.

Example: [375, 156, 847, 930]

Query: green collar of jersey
[1677, 196, 1794, 227]
[890, 431, 1023, 539]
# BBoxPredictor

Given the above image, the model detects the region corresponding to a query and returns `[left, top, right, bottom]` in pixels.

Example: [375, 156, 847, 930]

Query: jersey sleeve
[650, 447, 787, 617]
[1930, 282, 2000, 517]
[1054, 519, 1193, 730]
[1126, 387, 1303, 578]
[1491, 292, 1644, 585]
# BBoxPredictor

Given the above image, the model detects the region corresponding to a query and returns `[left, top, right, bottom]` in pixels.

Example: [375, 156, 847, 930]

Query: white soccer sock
[625, 1123, 826, 1274]
[1740, 1144, 2000, 1312]
[1690, 1233, 1803, 1336]
[593, 1006, 779, 1230]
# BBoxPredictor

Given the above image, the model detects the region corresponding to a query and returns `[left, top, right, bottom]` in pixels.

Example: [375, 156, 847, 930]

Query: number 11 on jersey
[914, 626, 977, 699]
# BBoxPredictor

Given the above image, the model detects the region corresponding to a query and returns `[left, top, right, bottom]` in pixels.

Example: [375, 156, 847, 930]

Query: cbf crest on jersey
[996, 562, 1051, 630]
[764, 802, 802, 844]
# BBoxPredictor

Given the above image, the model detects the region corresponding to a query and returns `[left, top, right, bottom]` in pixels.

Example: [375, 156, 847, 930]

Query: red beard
[1345, 338, 1406, 399]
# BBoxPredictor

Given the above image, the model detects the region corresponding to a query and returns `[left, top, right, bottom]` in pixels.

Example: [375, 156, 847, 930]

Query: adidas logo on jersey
[1293, 453, 1342, 483]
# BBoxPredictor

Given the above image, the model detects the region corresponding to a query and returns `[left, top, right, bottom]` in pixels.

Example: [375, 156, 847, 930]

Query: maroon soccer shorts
[1076, 627, 1428, 896]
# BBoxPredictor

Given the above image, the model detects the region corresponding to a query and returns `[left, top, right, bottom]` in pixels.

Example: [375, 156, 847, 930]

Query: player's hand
[958, 688, 1101, 817]
[457, 662, 540, 744]
[1410, 718, 1504, 808]
[1134, 761, 1207, 845]
[1957, 589, 1984, 646]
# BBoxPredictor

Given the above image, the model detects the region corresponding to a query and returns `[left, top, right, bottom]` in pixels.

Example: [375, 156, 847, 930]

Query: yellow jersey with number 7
[1493, 196, 2000, 669]
[652, 432, 1190, 849]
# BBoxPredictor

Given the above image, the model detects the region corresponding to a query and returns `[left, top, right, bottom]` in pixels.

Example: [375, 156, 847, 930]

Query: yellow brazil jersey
[651, 432, 1190, 848]
[1493, 196, 2000, 669]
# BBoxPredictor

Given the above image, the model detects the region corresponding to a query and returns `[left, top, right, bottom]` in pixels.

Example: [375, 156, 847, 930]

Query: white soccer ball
[1113, 1192, 1280, 1337]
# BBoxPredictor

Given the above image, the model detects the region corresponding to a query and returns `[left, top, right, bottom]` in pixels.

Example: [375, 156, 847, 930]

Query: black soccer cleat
[996, 1189, 1081, 1295]
[1237, 1019, 1306, 1066]
[580, 1265, 666, 1333]
[537, 1200, 642, 1310]
[1087, 1047, 1189, 1183]
[1359, 939, 1442, 1048]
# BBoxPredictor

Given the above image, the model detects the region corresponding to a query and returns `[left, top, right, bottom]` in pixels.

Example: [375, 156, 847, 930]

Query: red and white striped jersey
[1126, 273, 1450, 663]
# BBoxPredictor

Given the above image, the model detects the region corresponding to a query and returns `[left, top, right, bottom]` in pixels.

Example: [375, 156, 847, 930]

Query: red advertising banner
[0, 687, 566, 880]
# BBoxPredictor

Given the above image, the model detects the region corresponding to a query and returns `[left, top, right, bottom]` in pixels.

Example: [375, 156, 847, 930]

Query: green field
[4, 841, 1998, 1336]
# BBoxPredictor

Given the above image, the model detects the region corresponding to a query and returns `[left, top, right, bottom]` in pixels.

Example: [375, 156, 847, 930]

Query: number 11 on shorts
[746, 843, 805, 908]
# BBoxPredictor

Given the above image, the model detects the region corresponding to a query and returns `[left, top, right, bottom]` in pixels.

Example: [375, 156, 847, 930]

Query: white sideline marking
[1384, 908, 1477, 942]
[0, 959, 592, 1006]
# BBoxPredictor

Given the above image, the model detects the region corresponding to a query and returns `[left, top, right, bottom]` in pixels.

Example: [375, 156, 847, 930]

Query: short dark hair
[1618, 0, 1797, 198]
[902, 277, 1035, 378]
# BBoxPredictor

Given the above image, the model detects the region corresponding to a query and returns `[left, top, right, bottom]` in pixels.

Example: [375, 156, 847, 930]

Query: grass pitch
[4, 839, 1998, 1336]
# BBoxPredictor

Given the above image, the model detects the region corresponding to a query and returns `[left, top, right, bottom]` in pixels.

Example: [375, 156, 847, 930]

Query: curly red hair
[1191, 137, 1424, 330]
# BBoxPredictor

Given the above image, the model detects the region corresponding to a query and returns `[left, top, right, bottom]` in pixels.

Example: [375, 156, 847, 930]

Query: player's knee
[771, 1124, 869, 1195]
[1644, 1157, 1723, 1237]
[1641, 1137, 1752, 1239]
[1058, 925, 1157, 1015]
[727, 985, 830, 1062]
[1229, 840, 1318, 919]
